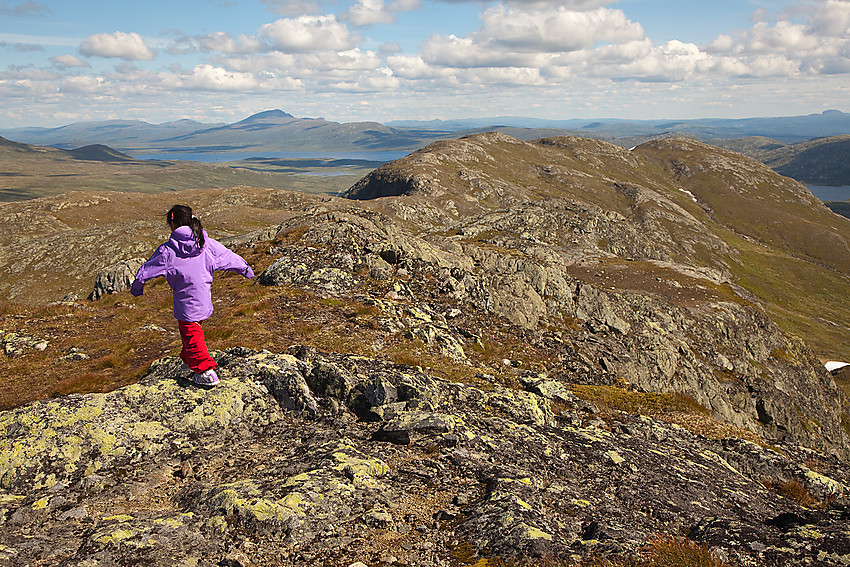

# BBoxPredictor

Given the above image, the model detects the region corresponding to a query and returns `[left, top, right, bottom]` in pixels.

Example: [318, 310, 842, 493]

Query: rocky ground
[2, 346, 850, 566]
[3, 133, 850, 565]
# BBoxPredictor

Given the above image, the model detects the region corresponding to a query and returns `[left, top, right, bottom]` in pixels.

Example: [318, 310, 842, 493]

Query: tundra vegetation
[1, 133, 850, 566]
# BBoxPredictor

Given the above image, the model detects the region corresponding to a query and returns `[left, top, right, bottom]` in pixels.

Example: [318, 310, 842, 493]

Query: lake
[129, 149, 411, 163]
[807, 185, 850, 202]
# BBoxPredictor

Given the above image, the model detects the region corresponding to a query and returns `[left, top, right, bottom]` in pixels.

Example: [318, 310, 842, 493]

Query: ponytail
[190, 216, 205, 249]
[166, 205, 205, 248]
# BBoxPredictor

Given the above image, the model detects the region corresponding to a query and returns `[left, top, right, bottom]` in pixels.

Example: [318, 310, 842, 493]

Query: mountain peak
[241, 109, 295, 122]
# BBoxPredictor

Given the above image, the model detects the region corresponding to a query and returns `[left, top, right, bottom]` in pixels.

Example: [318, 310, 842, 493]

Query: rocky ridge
[2, 133, 850, 565]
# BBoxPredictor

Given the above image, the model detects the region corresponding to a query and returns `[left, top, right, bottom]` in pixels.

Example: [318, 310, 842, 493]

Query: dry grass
[567, 384, 763, 443]
[0, 237, 554, 409]
[761, 478, 832, 510]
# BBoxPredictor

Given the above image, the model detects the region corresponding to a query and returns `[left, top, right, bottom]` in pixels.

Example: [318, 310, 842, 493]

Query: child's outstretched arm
[130, 246, 170, 296]
[210, 240, 255, 279]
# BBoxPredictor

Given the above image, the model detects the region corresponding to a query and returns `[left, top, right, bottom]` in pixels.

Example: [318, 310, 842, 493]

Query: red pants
[178, 321, 217, 373]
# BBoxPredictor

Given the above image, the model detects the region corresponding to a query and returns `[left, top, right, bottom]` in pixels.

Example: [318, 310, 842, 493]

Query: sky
[0, 0, 849, 128]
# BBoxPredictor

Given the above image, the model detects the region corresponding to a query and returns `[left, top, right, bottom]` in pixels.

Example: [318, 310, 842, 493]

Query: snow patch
[678, 187, 697, 202]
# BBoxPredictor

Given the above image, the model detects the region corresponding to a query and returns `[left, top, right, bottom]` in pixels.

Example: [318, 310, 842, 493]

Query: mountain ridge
[3, 133, 850, 565]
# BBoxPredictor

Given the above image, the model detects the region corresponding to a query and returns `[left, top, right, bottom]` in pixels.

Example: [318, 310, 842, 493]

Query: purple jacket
[130, 226, 254, 322]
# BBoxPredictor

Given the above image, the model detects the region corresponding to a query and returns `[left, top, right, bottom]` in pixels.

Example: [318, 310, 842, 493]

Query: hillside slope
[346, 133, 850, 361]
[715, 135, 850, 187]
[3, 133, 850, 564]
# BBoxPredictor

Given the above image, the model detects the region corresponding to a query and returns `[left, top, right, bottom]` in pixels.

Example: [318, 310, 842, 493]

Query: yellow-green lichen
[520, 523, 553, 541]
[804, 469, 845, 498]
[102, 514, 134, 522]
[93, 528, 136, 545]
[332, 451, 390, 478]
[605, 450, 625, 464]
[207, 515, 228, 535]
[123, 421, 169, 440]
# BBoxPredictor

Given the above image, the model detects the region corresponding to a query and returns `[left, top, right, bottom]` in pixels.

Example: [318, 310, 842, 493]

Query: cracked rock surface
[2, 346, 850, 566]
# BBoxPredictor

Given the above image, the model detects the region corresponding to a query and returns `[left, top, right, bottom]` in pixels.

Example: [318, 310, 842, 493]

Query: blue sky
[0, 0, 848, 127]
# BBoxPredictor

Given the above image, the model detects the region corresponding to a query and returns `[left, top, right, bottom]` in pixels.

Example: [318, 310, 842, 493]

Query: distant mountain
[66, 144, 136, 162]
[4, 109, 849, 157]
[390, 110, 850, 144]
[0, 118, 221, 150]
[0, 110, 444, 154]
[155, 110, 436, 152]
[0, 136, 134, 162]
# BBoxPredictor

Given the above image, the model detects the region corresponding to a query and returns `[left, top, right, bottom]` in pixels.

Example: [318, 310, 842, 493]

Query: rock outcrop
[2, 347, 850, 566]
[250, 203, 849, 460]
[3, 133, 850, 565]
[89, 258, 145, 300]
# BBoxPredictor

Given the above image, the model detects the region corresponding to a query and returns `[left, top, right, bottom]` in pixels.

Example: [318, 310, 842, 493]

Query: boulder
[89, 257, 145, 300]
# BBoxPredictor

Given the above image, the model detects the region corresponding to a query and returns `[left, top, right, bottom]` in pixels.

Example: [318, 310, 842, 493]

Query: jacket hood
[170, 226, 205, 257]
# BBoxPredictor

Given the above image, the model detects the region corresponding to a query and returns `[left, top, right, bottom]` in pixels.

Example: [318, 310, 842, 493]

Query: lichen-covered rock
[2, 346, 850, 566]
[0, 330, 48, 358]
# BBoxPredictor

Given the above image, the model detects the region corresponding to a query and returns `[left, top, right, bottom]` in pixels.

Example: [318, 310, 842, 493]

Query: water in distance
[129, 149, 409, 163]
[807, 185, 850, 202]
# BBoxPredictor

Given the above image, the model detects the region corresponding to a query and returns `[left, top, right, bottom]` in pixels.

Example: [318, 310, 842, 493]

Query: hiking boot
[192, 369, 219, 386]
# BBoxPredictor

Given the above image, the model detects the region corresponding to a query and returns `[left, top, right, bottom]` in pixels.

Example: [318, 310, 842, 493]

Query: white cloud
[260, 15, 355, 52]
[166, 64, 264, 91]
[158, 64, 303, 92]
[345, 0, 395, 27]
[60, 75, 105, 93]
[740, 53, 800, 77]
[477, 5, 644, 52]
[13, 42, 43, 52]
[386, 54, 442, 79]
[700, 4, 850, 78]
[422, 34, 545, 68]
[299, 48, 384, 72]
[387, 0, 419, 11]
[328, 67, 400, 91]
[609, 40, 710, 82]
[745, 21, 818, 54]
[196, 31, 264, 54]
[808, 0, 850, 37]
[455, 65, 543, 85]
[215, 52, 298, 73]
[50, 54, 91, 68]
[0, 66, 59, 80]
[80, 32, 155, 61]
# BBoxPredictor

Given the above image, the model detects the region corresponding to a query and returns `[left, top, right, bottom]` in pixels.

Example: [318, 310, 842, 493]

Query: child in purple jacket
[131, 205, 255, 386]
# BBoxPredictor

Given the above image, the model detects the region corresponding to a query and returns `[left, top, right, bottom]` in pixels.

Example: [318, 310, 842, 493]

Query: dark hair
[167, 205, 205, 248]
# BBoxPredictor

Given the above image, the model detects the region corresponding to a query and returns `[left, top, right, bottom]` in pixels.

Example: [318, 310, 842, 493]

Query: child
[131, 205, 255, 386]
